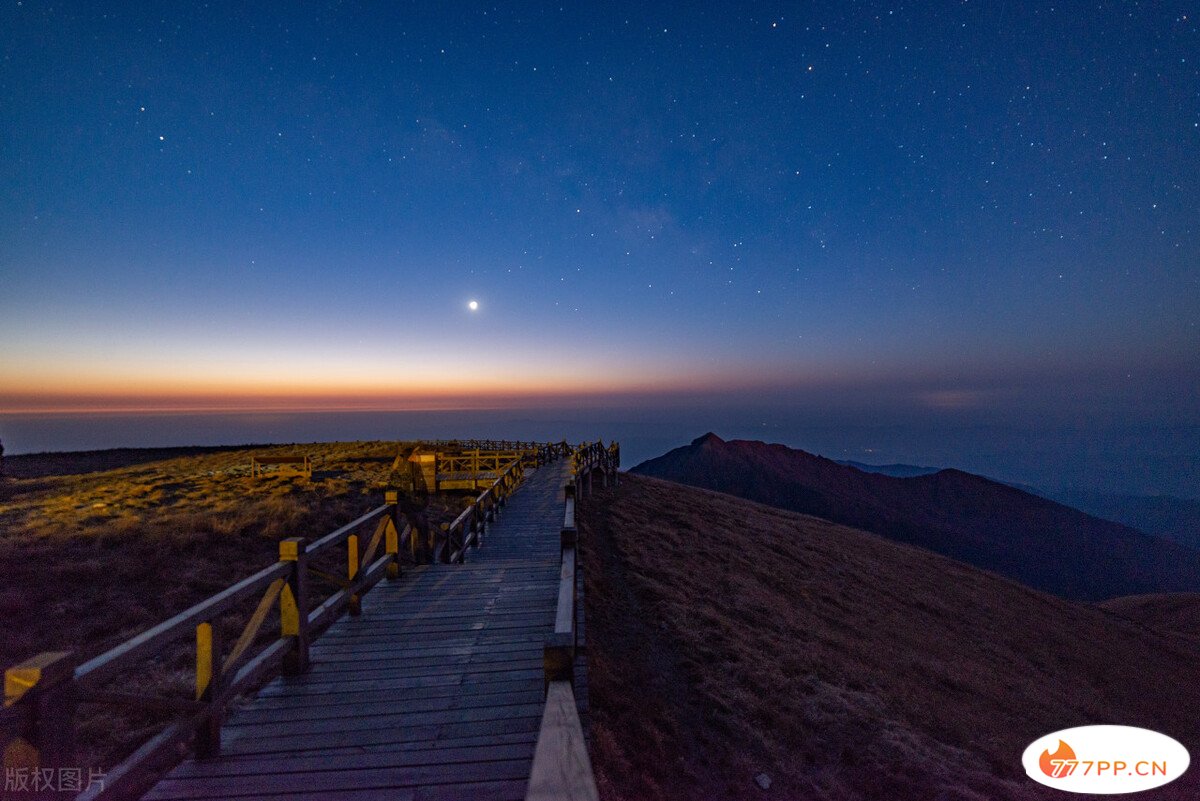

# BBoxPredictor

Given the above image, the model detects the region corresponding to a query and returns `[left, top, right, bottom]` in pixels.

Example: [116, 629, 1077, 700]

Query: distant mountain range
[835, 459, 942, 478]
[632, 433, 1200, 602]
[835, 457, 1200, 551]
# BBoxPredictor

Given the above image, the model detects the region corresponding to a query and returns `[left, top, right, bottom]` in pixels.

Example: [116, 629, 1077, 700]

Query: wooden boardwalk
[142, 460, 581, 801]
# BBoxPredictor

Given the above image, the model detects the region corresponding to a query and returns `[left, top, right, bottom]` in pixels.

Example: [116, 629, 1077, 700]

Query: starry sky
[1, 3, 1198, 489]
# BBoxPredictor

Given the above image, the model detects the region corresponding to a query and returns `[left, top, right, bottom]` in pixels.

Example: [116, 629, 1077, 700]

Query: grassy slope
[580, 474, 1200, 801]
[1101, 593, 1200, 643]
[0, 441, 462, 768]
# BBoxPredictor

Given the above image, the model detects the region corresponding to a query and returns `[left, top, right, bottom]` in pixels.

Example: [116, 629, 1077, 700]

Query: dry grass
[1101, 593, 1200, 643]
[580, 474, 1200, 801]
[0, 441, 474, 770]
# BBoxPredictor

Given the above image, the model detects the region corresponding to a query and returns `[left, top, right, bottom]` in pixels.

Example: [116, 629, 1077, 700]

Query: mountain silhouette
[631, 434, 1200, 601]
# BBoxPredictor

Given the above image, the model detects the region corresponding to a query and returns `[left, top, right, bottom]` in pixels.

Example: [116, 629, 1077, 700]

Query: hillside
[1101, 593, 1200, 642]
[631, 434, 1200, 601]
[580, 474, 1200, 801]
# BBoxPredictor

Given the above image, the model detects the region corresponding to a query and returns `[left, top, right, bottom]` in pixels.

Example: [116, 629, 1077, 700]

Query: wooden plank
[146, 759, 535, 799]
[525, 681, 598, 801]
[563, 496, 575, 530]
[145, 779, 527, 801]
[164, 741, 537, 780]
[241, 678, 544, 711]
[226, 689, 546, 726]
[262, 656, 545, 684]
[191, 730, 539, 765]
[555, 548, 575, 635]
[247, 666, 545, 697]
[219, 716, 545, 758]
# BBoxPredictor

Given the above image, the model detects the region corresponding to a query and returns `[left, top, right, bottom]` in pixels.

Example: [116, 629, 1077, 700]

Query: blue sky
[1, 2, 1196, 487]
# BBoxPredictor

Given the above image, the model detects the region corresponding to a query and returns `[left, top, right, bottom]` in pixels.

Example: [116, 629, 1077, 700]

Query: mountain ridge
[631, 434, 1200, 601]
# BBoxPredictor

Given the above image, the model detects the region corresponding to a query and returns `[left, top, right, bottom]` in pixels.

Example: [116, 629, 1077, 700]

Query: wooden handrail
[525, 444, 619, 801]
[305, 504, 391, 556]
[73, 560, 292, 686]
[526, 681, 599, 801]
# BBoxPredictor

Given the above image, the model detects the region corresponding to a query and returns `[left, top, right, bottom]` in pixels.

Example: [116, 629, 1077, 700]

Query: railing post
[347, 534, 362, 616]
[438, 523, 451, 564]
[543, 632, 573, 691]
[279, 537, 311, 675]
[384, 491, 402, 580]
[194, 622, 222, 758]
[3, 651, 76, 779]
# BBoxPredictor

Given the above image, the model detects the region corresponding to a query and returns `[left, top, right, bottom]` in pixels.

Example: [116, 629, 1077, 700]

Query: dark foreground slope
[580, 474, 1200, 801]
[632, 434, 1200, 601]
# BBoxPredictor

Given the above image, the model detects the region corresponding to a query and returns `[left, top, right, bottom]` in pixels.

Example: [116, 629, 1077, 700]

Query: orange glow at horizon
[0, 356, 767, 414]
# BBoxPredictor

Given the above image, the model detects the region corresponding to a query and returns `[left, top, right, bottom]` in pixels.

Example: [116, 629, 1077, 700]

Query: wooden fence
[248, 454, 312, 479]
[405, 441, 571, 493]
[424, 439, 556, 453]
[0, 447, 540, 801]
[526, 440, 619, 801]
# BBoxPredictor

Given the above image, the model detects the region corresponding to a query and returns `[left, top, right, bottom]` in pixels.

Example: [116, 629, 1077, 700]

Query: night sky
[1, 3, 1197, 490]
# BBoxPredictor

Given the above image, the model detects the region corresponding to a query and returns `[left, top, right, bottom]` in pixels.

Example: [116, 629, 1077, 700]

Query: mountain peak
[691, 432, 725, 447]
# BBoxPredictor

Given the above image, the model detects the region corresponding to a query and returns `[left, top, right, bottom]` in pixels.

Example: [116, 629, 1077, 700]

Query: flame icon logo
[1040, 740, 1077, 778]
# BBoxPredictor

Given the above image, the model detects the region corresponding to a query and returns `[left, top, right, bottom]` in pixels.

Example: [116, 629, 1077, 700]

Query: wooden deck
[142, 461, 583, 801]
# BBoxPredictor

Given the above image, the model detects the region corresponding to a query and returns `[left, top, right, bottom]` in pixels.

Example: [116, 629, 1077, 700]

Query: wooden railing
[0, 446, 540, 801]
[404, 442, 571, 493]
[426, 439, 549, 452]
[435, 458, 524, 564]
[526, 440, 619, 801]
[570, 440, 620, 499]
[426, 440, 573, 467]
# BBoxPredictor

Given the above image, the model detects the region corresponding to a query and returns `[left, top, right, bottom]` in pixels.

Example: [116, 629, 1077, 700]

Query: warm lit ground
[579, 474, 1200, 801]
[0, 442, 468, 769]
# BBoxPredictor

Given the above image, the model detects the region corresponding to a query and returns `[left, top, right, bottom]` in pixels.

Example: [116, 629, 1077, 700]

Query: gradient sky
[1, 3, 1197, 428]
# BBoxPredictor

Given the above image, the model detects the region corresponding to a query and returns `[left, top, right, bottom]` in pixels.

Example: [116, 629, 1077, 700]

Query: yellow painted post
[384, 491, 401, 580]
[279, 537, 310, 675]
[195, 622, 222, 758]
[195, 623, 214, 701]
[348, 534, 361, 616]
[3, 651, 75, 774]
